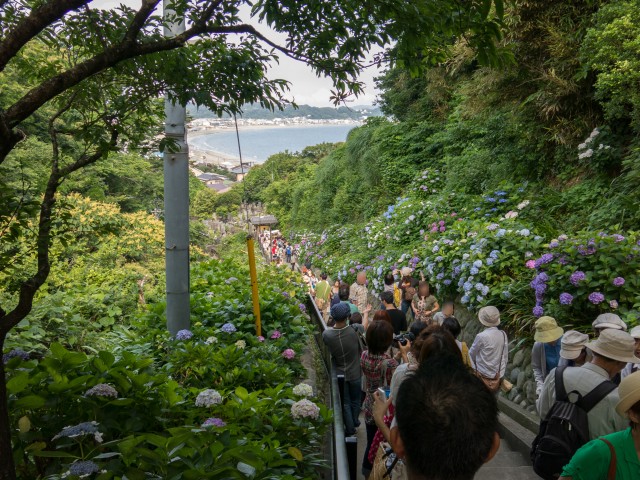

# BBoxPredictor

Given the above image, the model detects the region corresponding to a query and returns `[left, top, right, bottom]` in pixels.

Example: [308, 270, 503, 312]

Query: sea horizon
[188, 123, 359, 164]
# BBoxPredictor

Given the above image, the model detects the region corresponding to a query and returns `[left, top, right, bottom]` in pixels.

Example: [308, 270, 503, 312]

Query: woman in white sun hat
[558, 330, 590, 368]
[560, 370, 640, 479]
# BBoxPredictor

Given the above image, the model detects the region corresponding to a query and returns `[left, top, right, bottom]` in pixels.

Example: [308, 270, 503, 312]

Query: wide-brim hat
[560, 330, 589, 360]
[534, 316, 564, 343]
[400, 267, 413, 277]
[630, 326, 640, 340]
[478, 306, 500, 327]
[592, 313, 627, 332]
[616, 371, 640, 416]
[586, 329, 640, 364]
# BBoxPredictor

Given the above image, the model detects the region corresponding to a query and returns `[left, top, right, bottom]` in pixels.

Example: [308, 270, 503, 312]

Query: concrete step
[475, 465, 540, 480]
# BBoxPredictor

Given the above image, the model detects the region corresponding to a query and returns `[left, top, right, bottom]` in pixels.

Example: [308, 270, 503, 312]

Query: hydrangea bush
[4, 249, 330, 479]
[298, 177, 640, 330]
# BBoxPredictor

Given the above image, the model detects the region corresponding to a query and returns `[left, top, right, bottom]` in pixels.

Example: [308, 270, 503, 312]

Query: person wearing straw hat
[559, 330, 590, 368]
[469, 306, 509, 393]
[622, 326, 640, 380]
[532, 316, 565, 396]
[559, 370, 640, 480]
[538, 329, 640, 439]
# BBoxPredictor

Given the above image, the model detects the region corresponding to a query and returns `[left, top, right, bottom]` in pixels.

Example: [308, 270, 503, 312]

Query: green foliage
[581, 0, 640, 128]
[5, 237, 327, 479]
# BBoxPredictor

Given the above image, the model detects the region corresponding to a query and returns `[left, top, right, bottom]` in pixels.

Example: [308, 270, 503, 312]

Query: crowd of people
[313, 266, 640, 480]
[258, 231, 298, 269]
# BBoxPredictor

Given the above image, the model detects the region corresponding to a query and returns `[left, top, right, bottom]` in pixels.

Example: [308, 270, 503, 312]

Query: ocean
[188, 123, 358, 163]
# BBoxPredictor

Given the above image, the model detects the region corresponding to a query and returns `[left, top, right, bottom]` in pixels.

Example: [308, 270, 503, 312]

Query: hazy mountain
[187, 103, 382, 120]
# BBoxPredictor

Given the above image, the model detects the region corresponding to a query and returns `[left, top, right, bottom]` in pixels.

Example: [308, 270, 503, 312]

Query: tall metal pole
[246, 235, 262, 337]
[163, 0, 190, 336]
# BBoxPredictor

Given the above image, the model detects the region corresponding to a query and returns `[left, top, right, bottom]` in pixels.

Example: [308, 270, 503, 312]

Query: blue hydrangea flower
[443, 279, 452, 286]
[69, 461, 100, 477]
[470, 267, 479, 275]
[559, 293, 573, 305]
[489, 250, 500, 259]
[53, 421, 100, 441]
[473, 260, 483, 268]
[496, 229, 506, 237]
[463, 282, 473, 292]
[175, 329, 193, 341]
[461, 295, 470, 304]
[221, 323, 237, 333]
[486, 258, 494, 266]
[3, 349, 29, 364]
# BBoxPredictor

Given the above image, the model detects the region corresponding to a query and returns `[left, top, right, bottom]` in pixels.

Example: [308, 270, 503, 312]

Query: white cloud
[89, 0, 382, 107]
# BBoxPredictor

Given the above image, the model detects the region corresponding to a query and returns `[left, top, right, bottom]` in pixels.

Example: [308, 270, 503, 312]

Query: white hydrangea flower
[234, 340, 246, 350]
[291, 399, 320, 420]
[195, 389, 222, 407]
[205, 336, 218, 345]
[293, 383, 314, 397]
[517, 200, 530, 210]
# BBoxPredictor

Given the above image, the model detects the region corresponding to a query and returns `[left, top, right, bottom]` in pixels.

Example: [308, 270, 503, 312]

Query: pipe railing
[306, 294, 353, 480]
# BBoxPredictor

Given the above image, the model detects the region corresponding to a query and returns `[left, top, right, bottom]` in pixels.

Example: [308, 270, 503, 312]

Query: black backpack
[530, 366, 616, 480]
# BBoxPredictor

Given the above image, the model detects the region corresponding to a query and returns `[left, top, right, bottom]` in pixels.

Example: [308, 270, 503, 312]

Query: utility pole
[163, 0, 190, 335]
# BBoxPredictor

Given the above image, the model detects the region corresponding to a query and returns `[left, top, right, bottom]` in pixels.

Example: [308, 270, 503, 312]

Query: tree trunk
[0, 331, 16, 480]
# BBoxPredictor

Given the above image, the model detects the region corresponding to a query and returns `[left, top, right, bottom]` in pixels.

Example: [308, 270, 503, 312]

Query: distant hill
[187, 103, 382, 120]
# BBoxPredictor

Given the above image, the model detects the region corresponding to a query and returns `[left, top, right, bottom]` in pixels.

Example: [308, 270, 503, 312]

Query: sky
[92, 0, 384, 107]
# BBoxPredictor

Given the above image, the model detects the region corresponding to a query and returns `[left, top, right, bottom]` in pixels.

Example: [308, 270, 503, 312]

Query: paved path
[355, 412, 537, 480]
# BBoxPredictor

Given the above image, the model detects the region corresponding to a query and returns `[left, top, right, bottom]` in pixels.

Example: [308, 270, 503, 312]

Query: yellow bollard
[246, 235, 262, 337]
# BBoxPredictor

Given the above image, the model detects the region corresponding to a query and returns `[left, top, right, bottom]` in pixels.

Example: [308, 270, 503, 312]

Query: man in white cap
[622, 325, 640, 379]
[469, 306, 508, 393]
[592, 312, 628, 335]
[537, 329, 640, 439]
[558, 330, 590, 368]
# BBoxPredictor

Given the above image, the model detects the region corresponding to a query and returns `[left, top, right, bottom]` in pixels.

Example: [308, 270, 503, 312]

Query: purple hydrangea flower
[2, 349, 29, 364]
[298, 303, 307, 313]
[175, 329, 193, 341]
[535, 253, 554, 267]
[613, 277, 625, 287]
[610, 300, 619, 309]
[549, 240, 559, 248]
[570, 271, 586, 286]
[202, 417, 226, 427]
[282, 291, 290, 298]
[533, 306, 544, 317]
[84, 384, 118, 399]
[612, 234, 625, 243]
[588, 292, 605, 304]
[270, 330, 282, 339]
[559, 293, 574, 305]
[221, 323, 236, 333]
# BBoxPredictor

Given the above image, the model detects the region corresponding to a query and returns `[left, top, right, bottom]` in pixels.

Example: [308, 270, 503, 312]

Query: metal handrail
[307, 294, 351, 480]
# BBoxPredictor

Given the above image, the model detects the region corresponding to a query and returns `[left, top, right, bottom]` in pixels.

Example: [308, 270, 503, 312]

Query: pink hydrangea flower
[282, 349, 296, 360]
[270, 330, 282, 339]
[525, 260, 536, 269]
[257, 336, 265, 342]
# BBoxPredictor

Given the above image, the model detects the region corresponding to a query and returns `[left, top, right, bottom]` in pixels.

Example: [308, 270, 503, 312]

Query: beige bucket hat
[630, 326, 640, 340]
[592, 313, 628, 332]
[560, 330, 589, 360]
[586, 329, 640, 364]
[616, 370, 640, 416]
[400, 266, 413, 277]
[478, 306, 500, 327]
[534, 316, 564, 343]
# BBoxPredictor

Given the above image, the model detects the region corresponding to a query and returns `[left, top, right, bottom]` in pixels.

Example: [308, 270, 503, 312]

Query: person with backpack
[314, 273, 331, 314]
[532, 329, 639, 480]
[559, 370, 640, 480]
[323, 302, 362, 437]
[285, 243, 292, 263]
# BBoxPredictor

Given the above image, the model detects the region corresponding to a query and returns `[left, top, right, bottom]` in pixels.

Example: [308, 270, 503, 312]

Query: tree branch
[123, 0, 162, 44]
[0, 0, 91, 73]
[4, 21, 308, 130]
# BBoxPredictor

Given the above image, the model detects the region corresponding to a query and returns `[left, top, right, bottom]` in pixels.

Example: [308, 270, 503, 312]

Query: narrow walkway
[355, 412, 536, 479]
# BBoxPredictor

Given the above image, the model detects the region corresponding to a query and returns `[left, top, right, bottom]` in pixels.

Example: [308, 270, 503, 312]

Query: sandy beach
[187, 128, 240, 167]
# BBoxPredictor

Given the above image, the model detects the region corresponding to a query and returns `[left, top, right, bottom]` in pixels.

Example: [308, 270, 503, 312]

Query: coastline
[186, 121, 361, 166]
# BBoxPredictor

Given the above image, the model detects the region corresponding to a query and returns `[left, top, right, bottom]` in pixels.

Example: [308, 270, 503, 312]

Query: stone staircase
[476, 436, 538, 480]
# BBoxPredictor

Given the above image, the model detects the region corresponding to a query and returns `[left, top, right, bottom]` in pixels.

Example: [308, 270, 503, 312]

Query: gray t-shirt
[322, 325, 362, 382]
